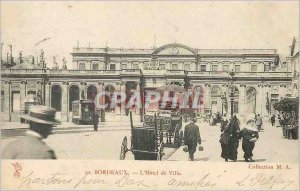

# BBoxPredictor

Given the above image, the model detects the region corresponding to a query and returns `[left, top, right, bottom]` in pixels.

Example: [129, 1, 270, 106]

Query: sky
[1, 1, 299, 68]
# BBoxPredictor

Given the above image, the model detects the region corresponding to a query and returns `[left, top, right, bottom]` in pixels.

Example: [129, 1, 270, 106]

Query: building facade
[1, 43, 294, 122]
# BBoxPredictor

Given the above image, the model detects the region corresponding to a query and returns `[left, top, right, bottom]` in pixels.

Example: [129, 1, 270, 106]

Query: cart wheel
[174, 125, 180, 148]
[120, 136, 128, 160]
[157, 142, 164, 161]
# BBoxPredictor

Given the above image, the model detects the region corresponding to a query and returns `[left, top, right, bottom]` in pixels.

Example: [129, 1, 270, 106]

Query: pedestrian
[240, 119, 259, 162]
[2, 105, 60, 159]
[220, 114, 240, 162]
[220, 114, 229, 161]
[220, 113, 229, 132]
[184, 117, 202, 161]
[93, 112, 99, 131]
[255, 114, 263, 132]
[271, 114, 276, 127]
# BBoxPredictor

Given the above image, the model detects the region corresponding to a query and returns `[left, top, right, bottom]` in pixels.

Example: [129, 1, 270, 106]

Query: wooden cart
[120, 112, 164, 160]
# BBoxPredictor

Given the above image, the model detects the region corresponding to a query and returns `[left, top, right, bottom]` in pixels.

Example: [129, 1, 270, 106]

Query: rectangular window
[184, 64, 191, 71]
[212, 65, 218, 71]
[92, 64, 99, 70]
[110, 64, 116, 70]
[235, 65, 241, 72]
[132, 63, 139, 69]
[79, 63, 85, 70]
[121, 63, 127, 69]
[172, 64, 178, 70]
[223, 65, 229, 71]
[200, 65, 206, 71]
[150, 61, 156, 68]
[264, 64, 270, 72]
[160, 64, 166, 70]
[251, 65, 257, 72]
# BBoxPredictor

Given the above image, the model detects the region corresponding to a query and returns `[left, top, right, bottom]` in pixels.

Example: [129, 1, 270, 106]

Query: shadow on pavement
[194, 157, 210, 161]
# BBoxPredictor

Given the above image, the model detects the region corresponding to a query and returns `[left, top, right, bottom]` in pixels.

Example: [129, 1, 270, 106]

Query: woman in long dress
[220, 114, 240, 162]
[240, 119, 259, 162]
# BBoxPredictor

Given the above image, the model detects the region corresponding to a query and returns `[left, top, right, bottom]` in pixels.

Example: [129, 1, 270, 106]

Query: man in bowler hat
[2, 105, 60, 159]
[184, 117, 202, 161]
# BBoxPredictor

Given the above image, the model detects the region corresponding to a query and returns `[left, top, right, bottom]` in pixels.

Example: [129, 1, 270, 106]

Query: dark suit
[2, 134, 56, 159]
[184, 122, 201, 160]
[93, 113, 99, 131]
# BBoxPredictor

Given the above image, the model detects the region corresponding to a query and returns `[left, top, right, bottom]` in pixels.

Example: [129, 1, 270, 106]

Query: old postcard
[1, 1, 299, 190]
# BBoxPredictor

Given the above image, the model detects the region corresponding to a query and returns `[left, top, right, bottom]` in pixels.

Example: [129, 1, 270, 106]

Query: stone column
[20, 81, 27, 111]
[204, 83, 211, 112]
[238, 83, 246, 123]
[256, 83, 263, 115]
[61, 82, 69, 122]
[45, 81, 51, 106]
[221, 84, 229, 115]
[2, 81, 11, 122]
[135, 81, 141, 115]
[97, 82, 106, 122]
[118, 81, 126, 115]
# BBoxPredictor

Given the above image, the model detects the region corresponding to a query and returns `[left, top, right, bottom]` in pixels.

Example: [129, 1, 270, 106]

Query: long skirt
[242, 140, 255, 159]
[221, 138, 239, 160]
[221, 143, 227, 159]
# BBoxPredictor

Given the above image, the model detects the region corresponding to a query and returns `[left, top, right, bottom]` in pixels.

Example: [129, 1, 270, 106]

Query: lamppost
[221, 94, 224, 115]
[228, 70, 236, 117]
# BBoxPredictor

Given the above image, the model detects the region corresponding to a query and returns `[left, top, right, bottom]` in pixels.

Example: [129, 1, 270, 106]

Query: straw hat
[21, 105, 60, 125]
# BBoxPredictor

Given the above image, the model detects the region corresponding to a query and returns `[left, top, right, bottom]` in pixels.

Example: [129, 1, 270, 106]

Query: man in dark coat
[2, 105, 60, 159]
[271, 114, 276, 127]
[93, 112, 99, 131]
[184, 117, 201, 161]
[255, 114, 263, 132]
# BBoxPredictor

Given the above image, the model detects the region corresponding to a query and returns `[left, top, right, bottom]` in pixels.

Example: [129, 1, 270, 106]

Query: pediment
[153, 43, 197, 55]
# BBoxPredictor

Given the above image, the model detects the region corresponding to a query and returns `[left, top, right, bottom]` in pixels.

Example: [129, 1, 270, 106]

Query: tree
[273, 97, 299, 138]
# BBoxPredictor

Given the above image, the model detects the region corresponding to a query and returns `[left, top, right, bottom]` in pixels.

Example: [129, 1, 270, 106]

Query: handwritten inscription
[16, 169, 296, 190]
[168, 173, 217, 189]
[115, 174, 150, 187]
[20, 171, 72, 187]
[74, 174, 108, 189]
[236, 173, 295, 190]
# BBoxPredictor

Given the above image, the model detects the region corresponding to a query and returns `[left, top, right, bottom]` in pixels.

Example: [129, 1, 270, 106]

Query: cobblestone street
[1, 114, 298, 162]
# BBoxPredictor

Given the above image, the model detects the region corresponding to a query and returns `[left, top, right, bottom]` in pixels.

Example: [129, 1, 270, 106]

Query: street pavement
[1, 116, 298, 162]
[167, 121, 299, 162]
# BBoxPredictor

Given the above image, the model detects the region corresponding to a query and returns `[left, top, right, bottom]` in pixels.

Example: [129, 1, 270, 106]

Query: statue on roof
[62, 57, 67, 69]
[52, 56, 58, 69]
[18, 51, 23, 64]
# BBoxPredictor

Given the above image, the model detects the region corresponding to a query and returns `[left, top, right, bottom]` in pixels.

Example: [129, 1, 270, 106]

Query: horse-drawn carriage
[144, 109, 182, 148]
[72, 100, 95, 125]
[142, 85, 196, 147]
[120, 112, 164, 160]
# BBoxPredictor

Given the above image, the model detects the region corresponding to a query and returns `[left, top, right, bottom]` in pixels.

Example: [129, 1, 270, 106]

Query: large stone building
[1, 43, 294, 122]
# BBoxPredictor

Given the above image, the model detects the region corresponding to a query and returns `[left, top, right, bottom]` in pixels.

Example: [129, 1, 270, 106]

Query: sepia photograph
[1, 1, 299, 190]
